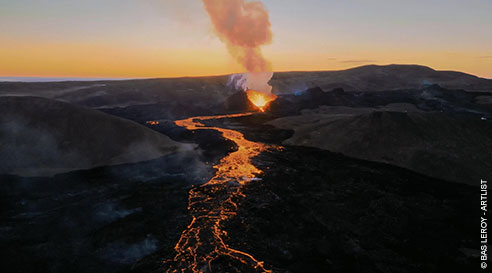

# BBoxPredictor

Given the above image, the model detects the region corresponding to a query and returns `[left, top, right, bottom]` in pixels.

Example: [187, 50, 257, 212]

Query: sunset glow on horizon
[1, 0, 491, 79]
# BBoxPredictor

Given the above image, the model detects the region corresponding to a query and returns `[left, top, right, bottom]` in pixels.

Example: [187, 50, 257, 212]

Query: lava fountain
[246, 90, 277, 112]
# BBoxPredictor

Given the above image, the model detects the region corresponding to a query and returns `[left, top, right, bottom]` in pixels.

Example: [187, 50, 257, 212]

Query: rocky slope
[0, 153, 205, 273]
[223, 147, 479, 273]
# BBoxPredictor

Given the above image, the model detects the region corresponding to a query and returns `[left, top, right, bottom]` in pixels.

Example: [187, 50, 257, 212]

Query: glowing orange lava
[246, 90, 277, 112]
[165, 112, 275, 273]
[146, 121, 159, 125]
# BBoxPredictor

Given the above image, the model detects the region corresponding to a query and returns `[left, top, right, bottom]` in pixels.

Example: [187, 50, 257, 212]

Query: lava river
[164, 112, 276, 273]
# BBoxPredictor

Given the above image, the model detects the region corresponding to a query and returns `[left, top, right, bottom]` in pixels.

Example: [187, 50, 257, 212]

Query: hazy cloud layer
[339, 59, 376, 64]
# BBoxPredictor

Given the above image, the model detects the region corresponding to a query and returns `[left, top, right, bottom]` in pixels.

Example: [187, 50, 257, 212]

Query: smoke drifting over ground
[202, 0, 274, 94]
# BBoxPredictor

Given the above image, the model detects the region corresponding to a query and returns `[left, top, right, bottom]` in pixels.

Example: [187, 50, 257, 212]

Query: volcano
[0, 65, 490, 273]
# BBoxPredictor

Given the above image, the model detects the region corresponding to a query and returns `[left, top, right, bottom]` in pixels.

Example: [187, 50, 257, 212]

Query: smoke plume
[202, 0, 273, 94]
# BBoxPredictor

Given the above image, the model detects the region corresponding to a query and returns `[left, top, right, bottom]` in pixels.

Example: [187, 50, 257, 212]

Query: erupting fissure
[246, 90, 277, 112]
[164, 113, 276, 272]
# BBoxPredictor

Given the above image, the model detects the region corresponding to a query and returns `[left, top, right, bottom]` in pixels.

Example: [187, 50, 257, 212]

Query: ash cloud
[202, 0, 274, 94]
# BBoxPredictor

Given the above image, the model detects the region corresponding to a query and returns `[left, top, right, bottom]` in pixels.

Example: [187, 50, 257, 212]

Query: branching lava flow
[164, 112, 275, 273]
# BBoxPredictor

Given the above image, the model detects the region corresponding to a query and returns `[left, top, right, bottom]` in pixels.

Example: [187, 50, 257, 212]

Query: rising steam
[202, 0, 273, 94]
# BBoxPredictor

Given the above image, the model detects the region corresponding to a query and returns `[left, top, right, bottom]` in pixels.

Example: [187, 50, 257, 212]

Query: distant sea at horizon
[0, 77, 140, 82]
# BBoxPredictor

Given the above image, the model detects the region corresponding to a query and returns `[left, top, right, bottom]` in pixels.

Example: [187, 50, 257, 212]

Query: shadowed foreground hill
[0, 96, 190, 176]
[269, 105, 492, 185]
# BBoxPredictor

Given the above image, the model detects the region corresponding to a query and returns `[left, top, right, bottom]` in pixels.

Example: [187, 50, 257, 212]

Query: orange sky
[1, 0, 491, 79]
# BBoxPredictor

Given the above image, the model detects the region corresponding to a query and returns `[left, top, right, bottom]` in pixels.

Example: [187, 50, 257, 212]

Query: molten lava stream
[165, 112, 274, 273]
